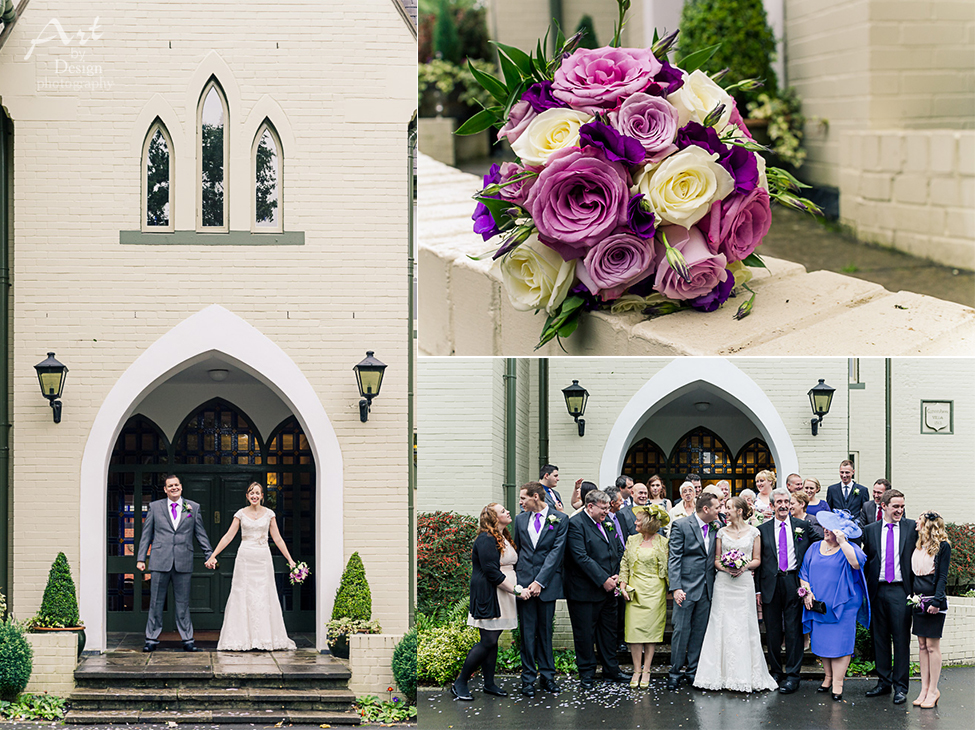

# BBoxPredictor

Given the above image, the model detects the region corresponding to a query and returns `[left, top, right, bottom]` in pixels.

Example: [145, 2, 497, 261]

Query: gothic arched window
[142, 120, 173, 231]
[253, 121, 283, 231]
[198, 79, 228, 230]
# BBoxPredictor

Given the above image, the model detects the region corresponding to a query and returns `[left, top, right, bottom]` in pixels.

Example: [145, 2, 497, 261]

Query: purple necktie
[171, 502, 178, 520]
[778, 521, 788, 571]
[885, 523, 896, 582]
[598, 522, 608, 541]
[534, 513, 542, 533]
[612, 514, 625, 547]
[702, 523, 708, 542]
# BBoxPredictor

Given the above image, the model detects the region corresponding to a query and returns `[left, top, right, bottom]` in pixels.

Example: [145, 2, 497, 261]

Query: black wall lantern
[353, 351, 387, 422]
[562, 379, 589, 437]
[808, 378, 835, 436]
[34, 352, 68, 424]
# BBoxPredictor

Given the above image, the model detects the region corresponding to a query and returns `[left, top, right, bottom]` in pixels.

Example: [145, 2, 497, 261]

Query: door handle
[214, 510, 221, 524]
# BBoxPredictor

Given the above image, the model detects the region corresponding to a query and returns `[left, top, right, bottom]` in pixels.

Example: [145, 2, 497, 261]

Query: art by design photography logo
[26, 17, 113, 92]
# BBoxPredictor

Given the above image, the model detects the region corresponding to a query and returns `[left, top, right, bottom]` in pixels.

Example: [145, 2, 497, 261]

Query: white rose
[727, 260, 754, 289]
[496, 234, 576, 314]
[667, 69, 734, 132]
[511, 108, 593, 166]
[756, 151, 768, 191]
[633, 146, 735, 228]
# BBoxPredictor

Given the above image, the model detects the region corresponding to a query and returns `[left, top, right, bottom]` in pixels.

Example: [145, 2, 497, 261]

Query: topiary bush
[677, 0, 777, 108]
[32, 553, 81, 628]
[391, 628, 417, 704]
[574, 14, 599, 50]
[945, 523, 975, 595]
[332, 552, 372, 622]
[417, 511, 478, 620]
[0, 619, 33, 701]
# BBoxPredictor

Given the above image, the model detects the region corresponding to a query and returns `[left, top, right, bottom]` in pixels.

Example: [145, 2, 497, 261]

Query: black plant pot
[329, 634, 350, 659]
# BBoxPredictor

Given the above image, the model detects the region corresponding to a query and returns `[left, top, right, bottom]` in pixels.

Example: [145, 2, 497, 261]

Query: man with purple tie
[136, 474, 214, 652]
[861, 488, 917, 704]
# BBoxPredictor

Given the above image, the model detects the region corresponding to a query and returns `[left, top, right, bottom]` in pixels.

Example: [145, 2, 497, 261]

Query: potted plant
[327, 551, 379, 659]
[29, 552, 86, 656]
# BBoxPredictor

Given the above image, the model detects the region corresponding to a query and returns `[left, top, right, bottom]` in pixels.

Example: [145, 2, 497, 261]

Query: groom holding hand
[136, 474, 214, 652]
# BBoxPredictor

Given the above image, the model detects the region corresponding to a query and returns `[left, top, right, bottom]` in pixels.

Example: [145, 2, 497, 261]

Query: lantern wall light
[562, 380, 589, 437]
[808, 378, 836, 436]
[353, 351, 387, 423]
[34, 352, 68, 424]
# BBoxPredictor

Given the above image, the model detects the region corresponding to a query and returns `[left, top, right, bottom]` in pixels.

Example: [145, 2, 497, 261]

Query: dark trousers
[669, 592, 711, 681]
[566, 596, 619, 680]
[146, 569, 193, 642]
[616, 594, 626, 646]
[872, 582, 911, 693]
[516, 598, 556, 686]
[763, 572, 803, 680]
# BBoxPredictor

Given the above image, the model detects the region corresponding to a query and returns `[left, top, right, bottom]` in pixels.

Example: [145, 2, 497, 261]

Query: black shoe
[893, 691, 907, 705]
[832, 692, 843, 701]
[618, 643, 628, 653]
[604, 671, 632, 683]
[142, 642, 156, 653]
[778, 680, 799, 694]
[450, 682, 473, 701]
[817, 684, 831, 693]
[681, 672, 695, 685]
[182, 641, 202, 652]
[483, 684, 508, 697]
[865, 683, 891, 697]
[667, 677, 681, 691]
[520, 684, 536, 698]
[580, 678, 595, 690]
[540, 679, 562, 694]
[771, 673, 785, 683]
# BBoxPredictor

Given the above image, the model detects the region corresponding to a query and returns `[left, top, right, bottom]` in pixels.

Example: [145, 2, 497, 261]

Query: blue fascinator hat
[817, 509, 862, 539]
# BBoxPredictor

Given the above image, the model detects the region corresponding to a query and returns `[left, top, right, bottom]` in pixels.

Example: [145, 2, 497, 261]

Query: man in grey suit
[667, 492, 720, 690]
[514, 482, 569, 697]
[136, 473, 214, 652]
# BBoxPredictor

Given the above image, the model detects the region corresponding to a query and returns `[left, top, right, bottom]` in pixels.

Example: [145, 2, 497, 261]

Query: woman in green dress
[619, 504, 670, 688]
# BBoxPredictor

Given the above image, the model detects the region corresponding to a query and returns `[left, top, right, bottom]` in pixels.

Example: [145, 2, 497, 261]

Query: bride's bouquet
[460, 0, 821, 349]
[289, 561, 311, 585]
[720, 549, 749, 571]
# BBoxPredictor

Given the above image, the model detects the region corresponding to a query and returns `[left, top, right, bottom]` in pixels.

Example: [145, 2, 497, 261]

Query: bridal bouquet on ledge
[460, 0, 820, 349]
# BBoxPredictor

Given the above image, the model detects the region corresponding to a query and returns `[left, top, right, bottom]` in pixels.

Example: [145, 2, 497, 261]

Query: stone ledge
[418, 154, 975, 356]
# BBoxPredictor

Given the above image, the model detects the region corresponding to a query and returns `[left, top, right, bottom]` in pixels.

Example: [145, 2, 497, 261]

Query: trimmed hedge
[0, 619, 33, 701]
[332, 552, 372, 621]
[391, 627, 417, 704]
[34, 552, 80, 628]
[945, 523, 975, 594]
[417, 511, 478, 619]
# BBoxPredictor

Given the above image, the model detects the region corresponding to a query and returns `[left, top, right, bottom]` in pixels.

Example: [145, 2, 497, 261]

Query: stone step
[73, 675, 352, 690]
[67, 686, 357, 712]
[64, 709, 361, 725]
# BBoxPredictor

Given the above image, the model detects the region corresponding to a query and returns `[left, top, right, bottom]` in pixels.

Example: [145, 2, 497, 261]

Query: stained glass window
[667, 427, 734, 480]
[733, 439, 775, 495]
[175, 400, 262, 465]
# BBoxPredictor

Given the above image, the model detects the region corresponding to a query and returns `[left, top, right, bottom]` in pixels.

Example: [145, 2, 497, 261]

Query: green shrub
[0, 692, 65, 720]
[434, 0, 461, 64]
[33, 553, 81, 628]
[332, 552, 372, 621]
[0, 619, 33, 701]
[417, 511, 478, 619]
[574, 15, 599, 50]
[854, 623, 874, 663]
[417, 623, 479, 686]
[677, 0, 777, 107]
[391, 628, 418, 704]
[945, 523, 975, 594]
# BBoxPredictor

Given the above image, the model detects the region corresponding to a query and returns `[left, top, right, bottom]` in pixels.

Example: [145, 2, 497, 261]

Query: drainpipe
[407, 115, 416, 627]
[0, 109, 10, 611]
[549, 0, 563, 54]
[503, 359, 517, 515]
[885, 358, 891, 483]
[538, 358, 548, 474]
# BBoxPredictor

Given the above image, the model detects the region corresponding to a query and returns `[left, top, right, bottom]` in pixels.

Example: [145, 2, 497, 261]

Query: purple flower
[525, 146, 630, 260]
[576, 230, 659, 301]
[676, 122, 758, 193]
[675, 122, 726, 157]
[609, 92, 679, 163]
[627, 195, 657, 239]
[579, 122, 646, 166]
[472, 164, 502, 241]
[498, 100, 537, 144]
[568, 282, 603, 311]
[522, 81, 567, 113]
[653, 225, 729, 300]
[701, 187, 772, 263]
[552, 47, 662, 114]
[690, 268, 735, 311]
[497, 162, 537, 207]
[644, 59, 685, 97]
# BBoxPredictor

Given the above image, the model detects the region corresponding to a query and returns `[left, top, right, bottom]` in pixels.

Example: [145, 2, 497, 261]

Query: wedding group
[136, 474, 304, 652]
[452, 462, 951, 712]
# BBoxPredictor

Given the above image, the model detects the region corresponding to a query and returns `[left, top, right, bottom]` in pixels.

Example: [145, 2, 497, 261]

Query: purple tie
[885, 523, 896, 582]
[702, 523, 708, 542]
[534, 513, 542, 533]
[171, 502, 178, 520]
[778, 521, 788, 571]
[598, 523, 608, 541]
[612, 514, 625, 547]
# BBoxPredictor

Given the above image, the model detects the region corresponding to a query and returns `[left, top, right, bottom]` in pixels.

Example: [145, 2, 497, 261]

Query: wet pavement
[455, 157, 974, 309]
[420, 667, 974, 729]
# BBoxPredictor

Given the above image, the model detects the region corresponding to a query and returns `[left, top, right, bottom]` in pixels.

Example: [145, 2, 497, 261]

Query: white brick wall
[25, 632, 77, 697]
[349, 632, 405, 698]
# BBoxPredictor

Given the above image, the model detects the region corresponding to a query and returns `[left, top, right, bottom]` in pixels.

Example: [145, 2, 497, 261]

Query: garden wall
[349, 633, 403, 697]
[24, 632, 77, 697]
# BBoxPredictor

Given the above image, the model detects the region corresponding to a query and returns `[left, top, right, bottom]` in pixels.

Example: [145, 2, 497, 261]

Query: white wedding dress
[693, 525, 778, 692]
[216, 508, 296, 651]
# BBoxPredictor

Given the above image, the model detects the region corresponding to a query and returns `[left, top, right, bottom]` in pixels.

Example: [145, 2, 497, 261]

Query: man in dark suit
[616, 475, 634, 508]
[755, 488, 821, 693]
[667, 492, 720, 690]
[606, 485, 634, 651]
[538, 464, 566, 513]
[514, 482, 569, 698]
[861, 488, 916, 705]
[563, 489, 629, 688]
[825, 460, 870, 520]
[860, 479, 890, 526]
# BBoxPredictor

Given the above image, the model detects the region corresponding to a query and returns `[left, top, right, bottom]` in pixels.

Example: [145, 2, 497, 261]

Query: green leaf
[533, 39, 548, 78]
[742, 253, 767, 269]
[679, 43, 721, 73]
[467, 60, 509, 104]
[504, 79, 528, 120]
[555, 24, 566, 54]
[557, 315, 580, 339]
[492, 42, 533, 76]
[497, 51, 522, 91]
[455, 109, 497, 136]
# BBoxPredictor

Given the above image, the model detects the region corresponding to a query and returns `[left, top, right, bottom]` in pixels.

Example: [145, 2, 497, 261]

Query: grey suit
[137, 498, 214, 643]
[667, 514, 717, 683]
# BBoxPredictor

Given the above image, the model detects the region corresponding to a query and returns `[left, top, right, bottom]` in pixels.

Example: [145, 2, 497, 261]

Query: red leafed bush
[945, 523, 975, 595]
[417, 511, 478, 618]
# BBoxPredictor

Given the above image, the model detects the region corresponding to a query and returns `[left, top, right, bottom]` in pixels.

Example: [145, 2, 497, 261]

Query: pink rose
[654, 225, 729, 300]
[552, 47, 662, 115]
[609, 93, 679, 163]
[701, 188, 772, 263]
[498, 162, 536, 207]
[576, 231, 659, 301]
[498, 100, 537, 144]
[728, 106, 753, 140]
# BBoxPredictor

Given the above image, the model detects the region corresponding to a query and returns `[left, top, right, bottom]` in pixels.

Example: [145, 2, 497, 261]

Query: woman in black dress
[910, 511, 951, 709]
[451, 503, 523, 701]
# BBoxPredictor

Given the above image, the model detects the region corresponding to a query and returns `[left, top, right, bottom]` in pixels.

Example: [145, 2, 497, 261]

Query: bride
[693, 496, 778, 692]
[205, 482, 298, 651]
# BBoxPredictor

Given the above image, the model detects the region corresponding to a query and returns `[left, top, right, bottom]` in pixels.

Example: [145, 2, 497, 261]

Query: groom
[667, 491, 720, 691]
[136, 473, 214, 652]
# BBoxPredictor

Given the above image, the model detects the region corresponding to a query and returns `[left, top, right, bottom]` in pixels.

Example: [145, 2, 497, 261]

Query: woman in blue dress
[798, 510, 869, 701]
